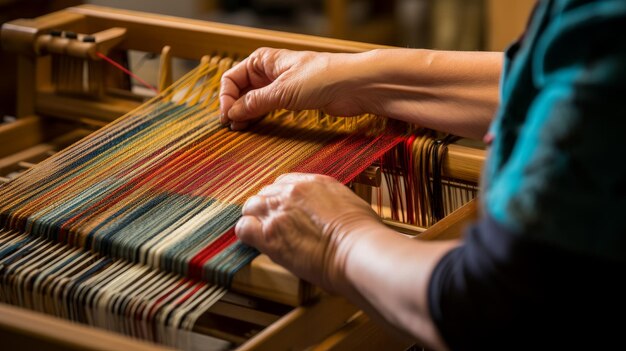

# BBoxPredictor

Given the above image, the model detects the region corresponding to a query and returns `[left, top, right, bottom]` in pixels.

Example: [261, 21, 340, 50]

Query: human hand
[235, 172, 386, 293]
[219, 48, 370, 130]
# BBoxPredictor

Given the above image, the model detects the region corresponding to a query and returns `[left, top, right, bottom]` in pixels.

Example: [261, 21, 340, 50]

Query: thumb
[227, 82, 284, 122]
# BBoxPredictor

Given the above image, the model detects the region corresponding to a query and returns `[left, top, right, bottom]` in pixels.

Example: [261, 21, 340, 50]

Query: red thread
[141, 279, 187, 320]
[176, 283, 205, 304]
[144, 279, 193, 320]
[188, 227, 238, 280]
[96, 51, 159, 93]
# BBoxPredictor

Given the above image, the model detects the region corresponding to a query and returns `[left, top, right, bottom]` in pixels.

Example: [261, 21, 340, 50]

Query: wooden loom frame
[0, 5, 483, 350]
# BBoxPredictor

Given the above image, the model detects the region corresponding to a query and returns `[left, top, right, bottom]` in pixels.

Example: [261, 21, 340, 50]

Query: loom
[0, 5, 484, 351]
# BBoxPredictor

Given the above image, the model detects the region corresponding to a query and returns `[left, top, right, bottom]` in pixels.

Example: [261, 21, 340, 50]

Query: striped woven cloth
[0, 57, 406, 286]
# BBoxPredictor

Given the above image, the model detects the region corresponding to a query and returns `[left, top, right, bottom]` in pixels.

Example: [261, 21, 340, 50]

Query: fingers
[237, 172, 337, 251]
[254, 174, 337, 200]
[242, 195, 281, 216]
[219, 57, 252, 119]
[240, 172, 333, 221]
[220, 47, 310, 129]
[235, 215, 263, 247]
[229, 120, 252, 131]
[220, 48, 282, 125]
[227, 83, 283, 122]
[257, 184, 289, 197]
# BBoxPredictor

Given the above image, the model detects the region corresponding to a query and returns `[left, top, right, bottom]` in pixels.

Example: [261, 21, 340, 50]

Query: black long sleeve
[428, 215, 626, 350]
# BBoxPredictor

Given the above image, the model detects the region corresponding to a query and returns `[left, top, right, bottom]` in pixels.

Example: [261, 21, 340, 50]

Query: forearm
[347, 49, 502, 139]
[336, 224, 459, 350]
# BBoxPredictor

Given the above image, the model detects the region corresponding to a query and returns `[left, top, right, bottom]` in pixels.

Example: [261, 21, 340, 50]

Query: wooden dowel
[158, 45, 172, 92]
[0, 303, 175, 351]
[382, 219, 427, 236]
[414, 199, 478, 241]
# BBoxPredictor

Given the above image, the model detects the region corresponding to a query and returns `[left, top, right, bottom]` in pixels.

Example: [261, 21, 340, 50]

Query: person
[219, 1, 626, 349]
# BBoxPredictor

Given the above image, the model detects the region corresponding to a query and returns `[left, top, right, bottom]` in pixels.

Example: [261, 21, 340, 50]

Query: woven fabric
[0, 228, 224, 343]
[0, 58, 405, 286]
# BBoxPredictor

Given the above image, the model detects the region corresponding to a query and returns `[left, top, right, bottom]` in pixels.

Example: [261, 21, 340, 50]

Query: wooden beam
[312, 311, 412, 351]
[0, 116, 43, 158]
[383, 219, 426, 236]
[444, 144, 484, 183]
[36, 88, 141, 123]
[0, 303, 174, 351]
[0, 144, 55, 175]
[415, 199, 478, 241]
[232, 255, 312, 307]
[66, 5, 387, 59]
[239, 295, 359, 351]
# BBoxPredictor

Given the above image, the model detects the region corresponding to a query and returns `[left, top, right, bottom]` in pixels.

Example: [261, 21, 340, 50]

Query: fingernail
[235, 217, 248, 236]
[234, 221, 242, 237]
[229, 103, 242, 121]
[219, 113, 228, 126]
[231, 120, 249, 131]
[241, 197, 253, 214]
[235, 216, 245, 230]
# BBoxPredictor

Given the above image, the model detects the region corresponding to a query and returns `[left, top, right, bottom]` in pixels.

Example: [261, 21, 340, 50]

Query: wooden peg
[158, 45, 172, 92]
[200, 55, 211, 65]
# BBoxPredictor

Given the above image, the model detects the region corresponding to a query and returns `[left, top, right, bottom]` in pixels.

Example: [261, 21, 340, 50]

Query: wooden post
[158, 45, 172, 92]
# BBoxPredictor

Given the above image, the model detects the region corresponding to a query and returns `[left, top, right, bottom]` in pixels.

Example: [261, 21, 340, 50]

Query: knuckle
[220, 74, 233, 88]
[265, 196, 281, 210]
[241, 196, 257, 214]
[276, 82, 295, 108]
[263, 217, 281, 242]
[288, 182, 308, 198]
[251, 57, 264, 74]
[259, 48, 275, 63]
[271, 85, 289, 107]
[252, 47, 268, 59]
[311, 174, 331, 182]
[243, 93, 257, 114]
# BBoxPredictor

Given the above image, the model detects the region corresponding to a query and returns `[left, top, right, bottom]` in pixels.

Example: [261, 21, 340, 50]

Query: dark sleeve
[428, 214, 626, 350]
[428, 5, 626, 349]
[484, 1, 626, 262]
